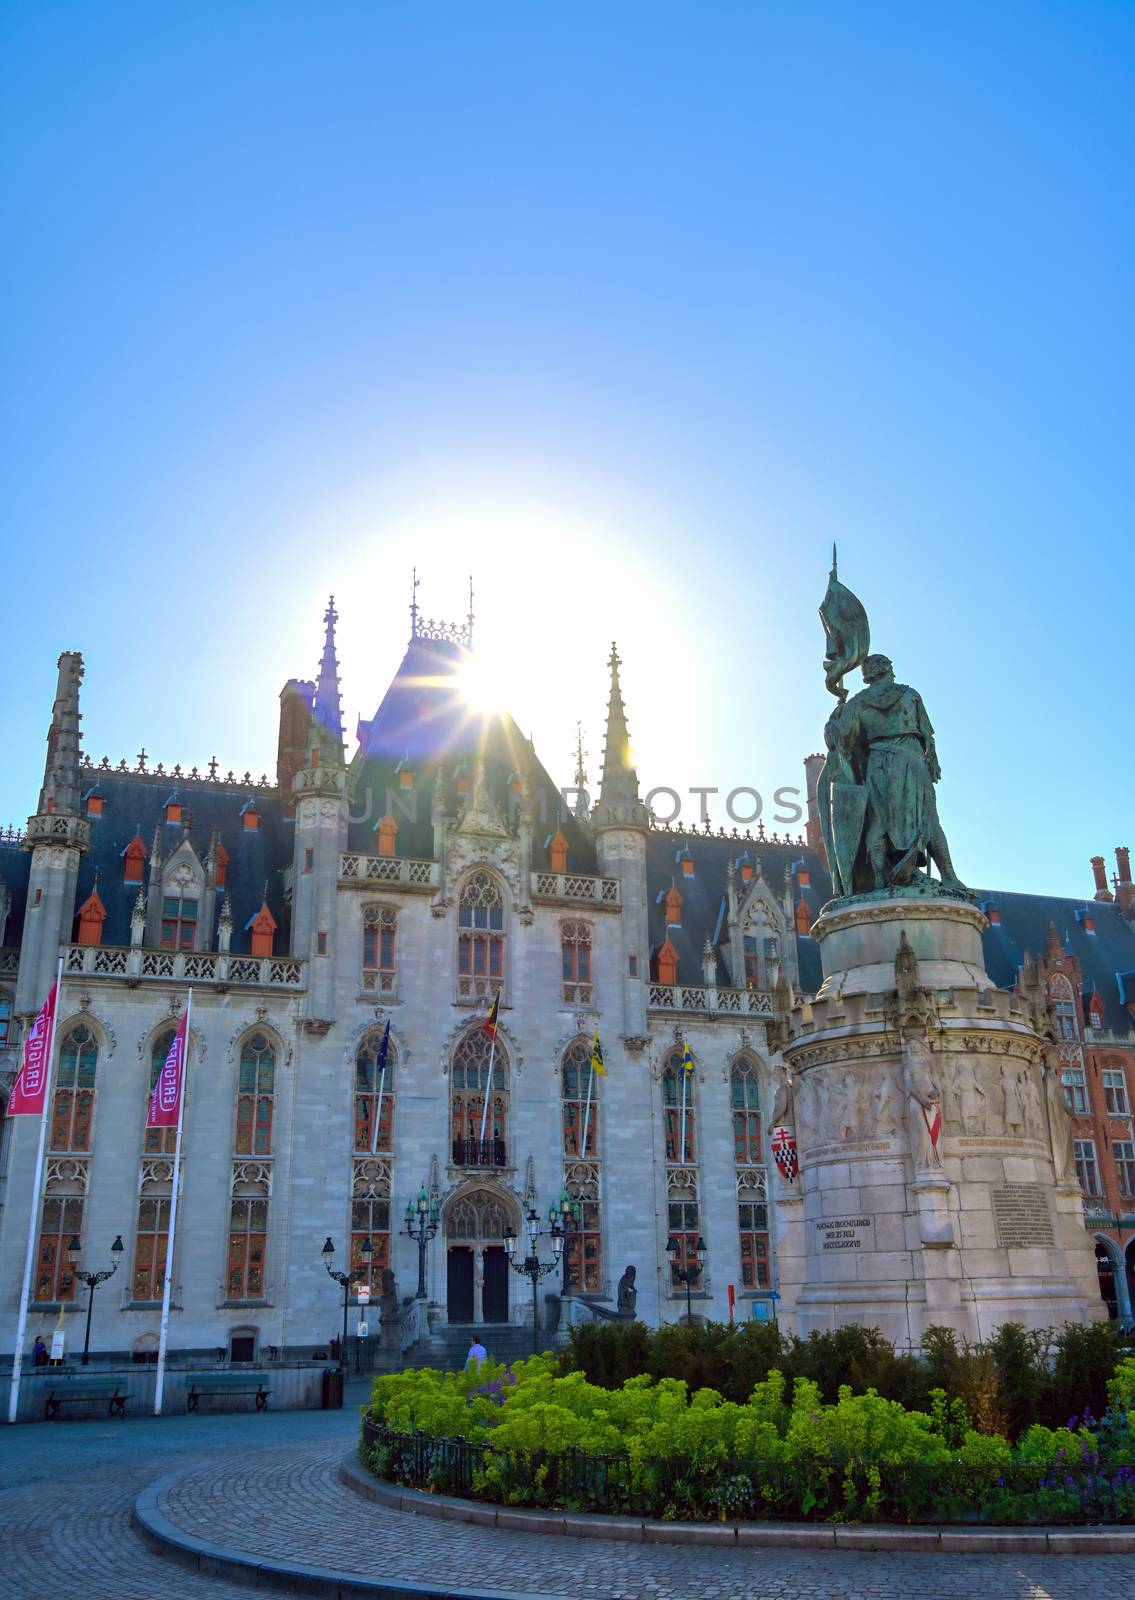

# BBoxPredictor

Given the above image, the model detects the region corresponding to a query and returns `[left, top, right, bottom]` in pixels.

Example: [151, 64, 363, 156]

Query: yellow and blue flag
[681, 1039, 695, 1075]
[591, 1029, 606, 1077]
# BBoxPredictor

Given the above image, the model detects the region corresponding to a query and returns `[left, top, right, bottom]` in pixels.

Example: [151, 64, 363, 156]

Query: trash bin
[321, 1367, 344, 1410]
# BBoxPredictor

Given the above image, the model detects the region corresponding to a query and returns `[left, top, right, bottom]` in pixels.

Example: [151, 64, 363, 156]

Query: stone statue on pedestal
[1042, 1044, 1075, 1184]
[902, 1036, 943, 1171]
[378, 1267, 399, 1321]
[817, 552, 965, 898]
[616, 1265, 637, 1318]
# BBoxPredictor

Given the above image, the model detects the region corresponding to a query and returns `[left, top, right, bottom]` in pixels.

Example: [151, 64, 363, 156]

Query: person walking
[464, 1335, 487, 1371]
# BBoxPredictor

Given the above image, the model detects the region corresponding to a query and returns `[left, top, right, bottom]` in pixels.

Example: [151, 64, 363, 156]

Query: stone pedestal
[782, 893, 1103, 1345]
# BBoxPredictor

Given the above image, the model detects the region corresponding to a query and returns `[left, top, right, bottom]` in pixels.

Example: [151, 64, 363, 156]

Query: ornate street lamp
[322, 1235, 371, 1372]
[401, 1183, 441, 1300]
[503, 1202, 564, 1356]
[666, 1234, 707, 1324]
[68, 1234, 124, 1365]
[557, 1187, 584, 1294]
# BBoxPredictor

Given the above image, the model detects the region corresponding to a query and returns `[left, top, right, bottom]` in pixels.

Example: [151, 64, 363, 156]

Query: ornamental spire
[312, 595, 345, 763]
[594, 641, 649, 830]
[37, 651, 84, 817]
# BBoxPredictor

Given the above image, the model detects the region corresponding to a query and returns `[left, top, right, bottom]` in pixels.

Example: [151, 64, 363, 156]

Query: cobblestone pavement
[6, 1388, 1135, 1600]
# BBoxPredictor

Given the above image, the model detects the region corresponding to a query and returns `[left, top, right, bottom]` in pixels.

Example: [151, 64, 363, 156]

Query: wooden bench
[185, 1371, 271, 1412]
[44, 1374, 127, 1420]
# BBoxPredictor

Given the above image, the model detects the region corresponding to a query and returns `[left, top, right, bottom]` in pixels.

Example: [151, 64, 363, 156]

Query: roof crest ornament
[409, 568, 474, 648]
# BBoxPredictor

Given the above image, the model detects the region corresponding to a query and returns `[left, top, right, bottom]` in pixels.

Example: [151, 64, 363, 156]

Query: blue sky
[2, 2, 1131, 898]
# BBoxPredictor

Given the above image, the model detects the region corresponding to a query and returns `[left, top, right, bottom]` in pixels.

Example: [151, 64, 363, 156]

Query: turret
[17, 653, 90, 1011]
[590, 642, 650, 1039]
[290, 598, 349, 1023]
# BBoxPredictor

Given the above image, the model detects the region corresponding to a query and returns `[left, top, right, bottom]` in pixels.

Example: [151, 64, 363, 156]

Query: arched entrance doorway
[444, 1186, 517, 1325]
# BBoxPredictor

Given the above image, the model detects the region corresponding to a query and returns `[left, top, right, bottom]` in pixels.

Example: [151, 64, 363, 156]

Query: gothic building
[1, 601, 1133, 1361]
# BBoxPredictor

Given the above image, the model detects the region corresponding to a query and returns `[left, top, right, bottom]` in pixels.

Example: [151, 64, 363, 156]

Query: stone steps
[415, 1322, 552, 1370]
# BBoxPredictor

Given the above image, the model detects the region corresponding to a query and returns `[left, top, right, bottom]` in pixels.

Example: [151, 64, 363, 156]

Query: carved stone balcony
[647, 983, 772, 1016]
[532, 871, 620, 907]
[64, 945, 305, 991]
[338, 855, 438, 891]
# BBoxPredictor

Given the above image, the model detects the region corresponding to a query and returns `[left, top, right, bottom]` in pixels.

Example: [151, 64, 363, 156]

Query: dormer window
[795, 899, 812, 935]
[396, 760, 414, 790]
[675, 846, 694, 877]
[83, 788, 103, 818]
[241, 799, 259, 832]
[1076, 909, 1096, 934]
[662, 885, 682, 927]
[377, 815, 398, 858]
[164, 795, 182, 824]
[76, 886, 106, 946]
[214, 841, 229, 890]
[986, 904, 1001, 926]
[794, 862, 811, 887]
[547, 830, 569, 874]
[122, 835, 147, 885]
[652, 937, 679, 986]
[247, 901, 277, 958]
[737, 854, 753, 883]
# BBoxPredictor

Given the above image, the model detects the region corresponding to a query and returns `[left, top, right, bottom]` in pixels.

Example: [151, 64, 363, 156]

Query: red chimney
[1091, 855, 1114, 901]
[1117, 846, 1134, 919]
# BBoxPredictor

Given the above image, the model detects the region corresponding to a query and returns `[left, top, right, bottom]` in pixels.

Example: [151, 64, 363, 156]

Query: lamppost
[401, 1184, 440, 1300]
[666, 1234, 707, 1324]
[68, 1235, 124, 1365]
[558, 1188, 583, 1294]
[503, 1202, 564, 1356]
[322, 1235, 371, 1371]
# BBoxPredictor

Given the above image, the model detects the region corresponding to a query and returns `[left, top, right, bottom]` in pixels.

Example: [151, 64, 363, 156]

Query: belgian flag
[481, 993, 500, 1042]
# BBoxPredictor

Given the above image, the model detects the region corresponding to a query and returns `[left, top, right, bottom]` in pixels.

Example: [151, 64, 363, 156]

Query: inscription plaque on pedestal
[813, 1216, 876, 1252]
[992, 1184, 1055, 1249]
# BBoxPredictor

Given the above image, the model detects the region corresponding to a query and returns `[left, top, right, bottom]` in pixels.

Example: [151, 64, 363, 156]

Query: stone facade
[0, 611, 1133, 1363]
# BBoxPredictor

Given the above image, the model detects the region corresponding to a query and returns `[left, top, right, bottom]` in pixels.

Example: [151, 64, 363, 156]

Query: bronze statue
[818, 554, 964, 898]
[616, 1264, 637, 1318]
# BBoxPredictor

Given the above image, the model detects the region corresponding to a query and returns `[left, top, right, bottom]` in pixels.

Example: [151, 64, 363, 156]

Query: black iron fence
[451, 1137, 507, 1169]
[361, 1416, 1135, 1525]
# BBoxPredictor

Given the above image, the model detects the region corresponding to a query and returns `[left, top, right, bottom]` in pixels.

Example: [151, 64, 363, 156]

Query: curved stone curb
[341, 1451, 1135, 1555]
[132, 1469, 562, 1600]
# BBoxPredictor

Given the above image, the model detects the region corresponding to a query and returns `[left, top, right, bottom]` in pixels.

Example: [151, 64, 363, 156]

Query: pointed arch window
[132, 1187, 171, 1303]
[457, 871, 504, 1000]
[228, 1182, 269, 1300]
[0, 994, 12, 1048]
[362, 905, 397, 994]
[235, 1033, 275, 1155]
[51, 1024, 97, 1152]
[145, 1030, 179, 1155]
[731, 1057, 763, 1164]
[34, 1191, 83, 1303]
[561, 1039, 598, 1158]
[354, 1029, 396, 1153]
[662, 1049, 695, 1163]
[451, 1026, 507, 1167]
[351, 1163, 390, 1291]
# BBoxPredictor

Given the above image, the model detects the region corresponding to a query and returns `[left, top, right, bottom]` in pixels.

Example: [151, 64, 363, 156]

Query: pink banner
[147, 1012, 187, 1127]
[7, 982, 58, 1116]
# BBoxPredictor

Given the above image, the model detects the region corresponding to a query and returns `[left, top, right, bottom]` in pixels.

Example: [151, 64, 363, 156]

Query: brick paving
[5, 1387, 1135, 1600]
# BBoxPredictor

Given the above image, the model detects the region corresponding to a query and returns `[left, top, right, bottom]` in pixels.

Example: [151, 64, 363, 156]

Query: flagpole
[7, 956, 63, 1426]
[579, 1057, 595, 1161]
[477, 1031, 498, 1154]
[154, 988, 191, 1417]
[679, 1041, 689, 1165]
[371, 1073, 385, 1157]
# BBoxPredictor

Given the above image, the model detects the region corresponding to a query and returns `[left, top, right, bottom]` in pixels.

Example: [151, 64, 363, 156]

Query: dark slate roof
[69, 772, 291, 952]
[349, 637, 597, 873]
[0, 834, 31, 951]
[977, 889, 1135, 1036]
[644, 829, 826, 994]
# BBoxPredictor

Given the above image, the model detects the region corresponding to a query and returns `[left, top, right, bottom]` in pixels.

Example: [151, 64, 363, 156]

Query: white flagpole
[579, 1057, 595, 1161]
[679, 1045, 689, 1165]
[7, 956, 64, 1426]
[154, 988, 191, 1417]
[477, 1031, 498, 1155]
[371, 1070, 385, 1157]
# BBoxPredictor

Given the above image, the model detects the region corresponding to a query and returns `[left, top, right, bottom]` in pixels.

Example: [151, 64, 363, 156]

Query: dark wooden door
[447, 1247, 474, 1322]
[482, 1246, 509, 1324]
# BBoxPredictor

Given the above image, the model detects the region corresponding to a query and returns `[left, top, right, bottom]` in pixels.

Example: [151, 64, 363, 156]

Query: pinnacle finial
[831, 542, 838, 578]
[312, 597, 345, 762]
